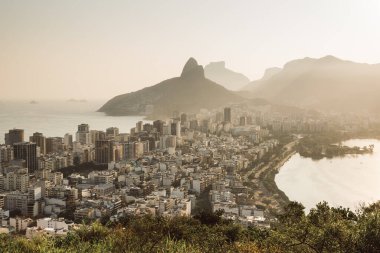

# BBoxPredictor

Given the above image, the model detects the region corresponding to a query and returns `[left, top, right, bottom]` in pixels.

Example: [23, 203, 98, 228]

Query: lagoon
[275, 139, 380, 211]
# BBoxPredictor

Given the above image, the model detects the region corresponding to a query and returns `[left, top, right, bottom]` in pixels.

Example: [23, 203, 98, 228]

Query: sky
[1, 0, 380, 100]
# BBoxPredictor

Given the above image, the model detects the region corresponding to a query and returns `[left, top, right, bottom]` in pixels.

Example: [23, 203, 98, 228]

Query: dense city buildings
[0, 104, 371, 239]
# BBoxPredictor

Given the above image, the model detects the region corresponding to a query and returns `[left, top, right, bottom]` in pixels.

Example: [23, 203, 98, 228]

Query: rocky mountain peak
[181, 57, 205, 79]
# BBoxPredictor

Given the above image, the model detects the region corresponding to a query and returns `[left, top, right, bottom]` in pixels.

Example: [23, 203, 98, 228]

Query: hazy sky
[1, 0, 380, 100]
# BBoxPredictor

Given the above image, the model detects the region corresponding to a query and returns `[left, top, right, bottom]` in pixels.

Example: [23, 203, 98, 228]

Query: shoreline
[264, 149, 297, 207]
[299, 136, 378, 160]
[247, 140, 298, 214]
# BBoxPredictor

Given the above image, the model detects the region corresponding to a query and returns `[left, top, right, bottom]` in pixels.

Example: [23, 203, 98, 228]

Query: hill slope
[242, 67, 281, 92]
[204, 61, 250, 90]
[98, 58, 244, 117]
[243, 56, 380, 113]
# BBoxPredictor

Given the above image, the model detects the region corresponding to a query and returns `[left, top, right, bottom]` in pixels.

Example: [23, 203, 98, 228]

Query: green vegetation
[2, 201, 380, 253]
[56, 162, 108, 177]
[298, 132, 375, 160]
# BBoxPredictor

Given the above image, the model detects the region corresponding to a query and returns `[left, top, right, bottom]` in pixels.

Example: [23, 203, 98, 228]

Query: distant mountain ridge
[243, 55, 380, 113]
[242, 67, 281, 91]
[204, 61, 250, 90]
[98, 58, 244, 118]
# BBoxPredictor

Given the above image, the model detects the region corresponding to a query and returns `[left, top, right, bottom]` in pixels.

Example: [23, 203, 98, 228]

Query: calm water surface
[0, 100, 148, 143]
[275, 139, 380, 211]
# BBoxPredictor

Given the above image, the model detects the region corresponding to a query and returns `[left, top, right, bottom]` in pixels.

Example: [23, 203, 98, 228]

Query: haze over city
[1, 0, 380, 100]
[3, 1, 380, 252]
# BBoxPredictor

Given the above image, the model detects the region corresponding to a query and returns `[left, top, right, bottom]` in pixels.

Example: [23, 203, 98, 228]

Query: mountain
[242, 56, 380, 113]
[98, 58, 244, 117]
[260, 67, 282, 81]
[242, 67, 281, 91]
[204, 61, 250, 90]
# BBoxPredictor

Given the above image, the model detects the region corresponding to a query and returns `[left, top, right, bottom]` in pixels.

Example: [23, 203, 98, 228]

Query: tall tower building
[76, 124, 91, 145]
[106, 127, 119, 139]
[5, 129, 24, 146]
[180, 113, 187, 125]
[95, 140, 114, 164]
[29, 132, 46, 155]
[176, 121, 181, 137]
[136, 121, 143, 133]
[224, 107, 232, 123]
[122, 141, 135, 161]
[64, 133, 73, 148]
[78, 124, 89, 132]
[13, 142, 38, 173]
[170, 122, 178, 136]
[153, 120, 164, 135]
[134, 142, 144, 158]
[169, 121, 181, 137]
[90, 130, 106, 145]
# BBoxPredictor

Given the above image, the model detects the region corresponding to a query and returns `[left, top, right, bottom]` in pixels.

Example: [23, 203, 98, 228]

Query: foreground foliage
[1, 201, 380, 253]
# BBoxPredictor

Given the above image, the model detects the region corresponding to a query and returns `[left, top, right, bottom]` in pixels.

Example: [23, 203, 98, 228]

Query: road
[243, 139, 298, 212]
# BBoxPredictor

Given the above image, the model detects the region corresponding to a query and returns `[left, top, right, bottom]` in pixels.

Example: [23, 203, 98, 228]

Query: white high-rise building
[136, 121, 143, 133]
[63, 133, 73, 148]
[76, 124, 91, 145]
[176, 121, 181, 137]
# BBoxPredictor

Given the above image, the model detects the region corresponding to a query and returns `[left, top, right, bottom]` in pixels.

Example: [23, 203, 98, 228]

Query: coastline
[247, 140, 298, 214]
[271, 149, 297, 196]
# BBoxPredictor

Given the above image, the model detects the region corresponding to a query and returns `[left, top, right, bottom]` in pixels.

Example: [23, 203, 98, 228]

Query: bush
[2, 201, 380, 252]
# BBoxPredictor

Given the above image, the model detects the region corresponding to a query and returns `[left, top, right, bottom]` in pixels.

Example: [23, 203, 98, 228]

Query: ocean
[0, 100, 148, 143]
